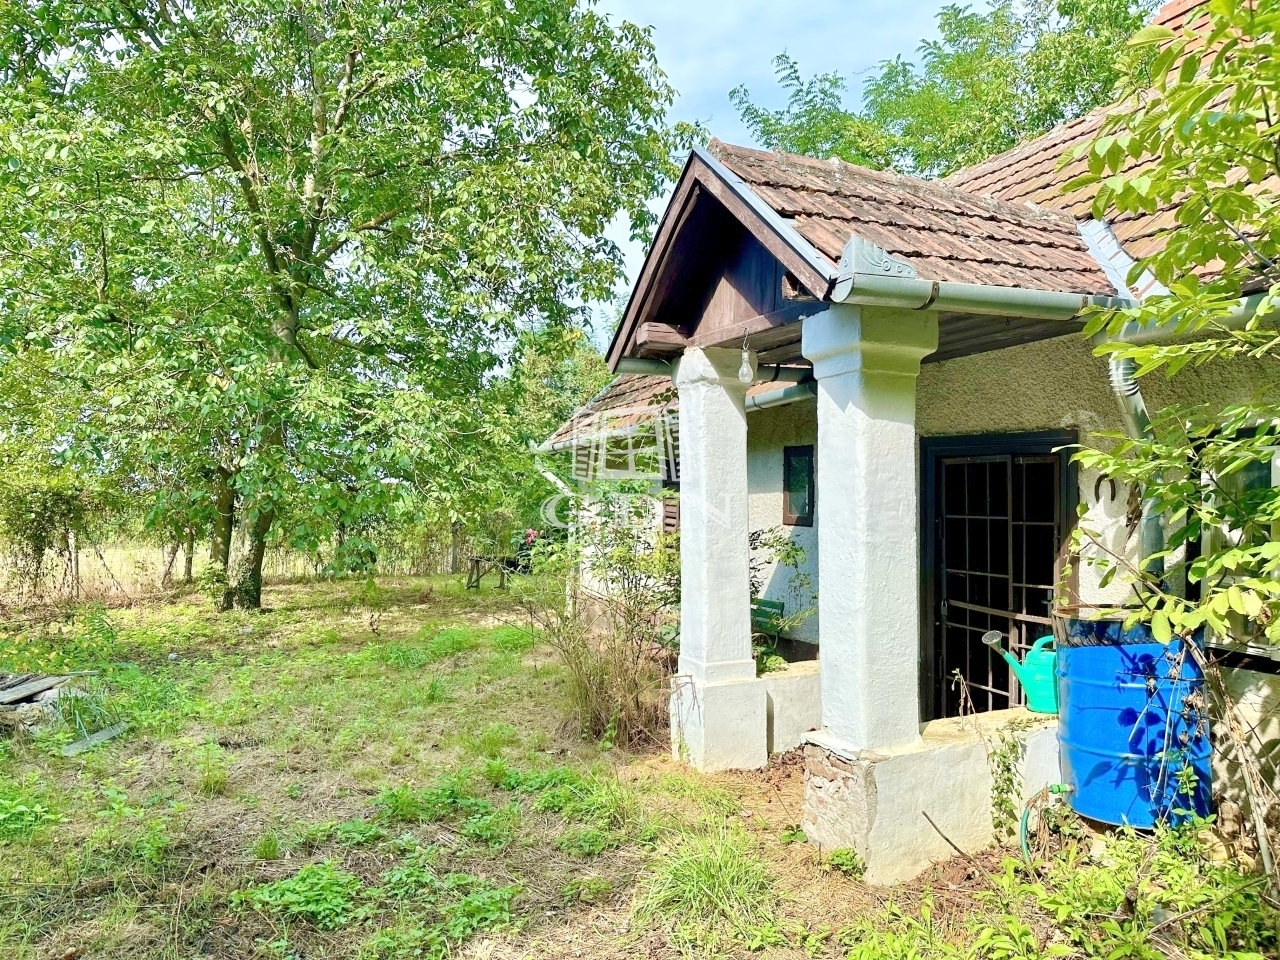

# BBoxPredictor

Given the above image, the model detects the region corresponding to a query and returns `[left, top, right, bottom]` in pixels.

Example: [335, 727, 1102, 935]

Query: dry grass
[5, 576, 1263, 960]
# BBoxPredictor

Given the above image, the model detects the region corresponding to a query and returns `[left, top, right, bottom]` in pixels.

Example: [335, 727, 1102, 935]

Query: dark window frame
[783, 445, 815, 527]
[919, 430, 1078, 722]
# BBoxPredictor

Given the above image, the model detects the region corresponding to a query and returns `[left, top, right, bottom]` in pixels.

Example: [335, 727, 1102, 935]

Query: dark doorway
[920, 432, 1076, 721]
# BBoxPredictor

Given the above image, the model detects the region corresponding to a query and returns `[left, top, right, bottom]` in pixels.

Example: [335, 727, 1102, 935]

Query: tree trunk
[229, 509, 274, 610]
[184, 527, 195, 583]
[210, 467, 236, 612]
[161, 542, 180, 589]
[451, 521, 463, 575]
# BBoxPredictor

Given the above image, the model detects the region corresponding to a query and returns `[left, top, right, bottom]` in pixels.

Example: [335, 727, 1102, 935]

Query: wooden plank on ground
[0, 676, 68, 705]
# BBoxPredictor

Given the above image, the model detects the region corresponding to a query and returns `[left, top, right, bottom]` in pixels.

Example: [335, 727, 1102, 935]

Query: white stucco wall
[746, 399, 820, 642]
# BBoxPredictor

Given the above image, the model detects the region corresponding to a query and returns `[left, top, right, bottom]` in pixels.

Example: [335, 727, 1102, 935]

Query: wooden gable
[606, 150, 833, 370]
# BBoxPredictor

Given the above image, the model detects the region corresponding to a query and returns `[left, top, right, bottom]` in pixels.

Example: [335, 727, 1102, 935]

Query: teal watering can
[981, 630, 1058, 714]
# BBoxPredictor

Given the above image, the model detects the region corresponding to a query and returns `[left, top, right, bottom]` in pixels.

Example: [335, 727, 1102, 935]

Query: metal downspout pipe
[1106, 356, 1165, 577]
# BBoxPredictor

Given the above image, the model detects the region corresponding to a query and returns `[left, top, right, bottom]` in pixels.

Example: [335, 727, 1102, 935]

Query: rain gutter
[830, 237, 1135, 318]
[745, 381, 816, 412]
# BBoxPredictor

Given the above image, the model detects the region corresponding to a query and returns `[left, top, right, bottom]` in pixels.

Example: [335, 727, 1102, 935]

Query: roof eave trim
[691, 145, 839, 290]
[831, 235, 1136, 320]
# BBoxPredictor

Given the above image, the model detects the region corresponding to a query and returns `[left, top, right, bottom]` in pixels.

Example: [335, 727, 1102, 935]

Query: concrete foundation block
[763, 660, 822, 754]
[671, 674, 768, 772]
[802, 710, 1060, 885]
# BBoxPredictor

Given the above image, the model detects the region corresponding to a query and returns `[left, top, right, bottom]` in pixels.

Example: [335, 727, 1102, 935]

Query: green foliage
[374, 776, 489, 826]
[193, 741, 230, 797]
[1066, 3, 1280, 648]
[779, 825, 808, 845]
[459, 802, 520, 849]
[823, 848, 865, 879]
[988, 720, 1030, 839]
[381, 848, 442, 901]
[562, 876, 612, 904]
[520, 489, 678, 745]
[730, 55, 894, 168]
[0, 782, 61, 841]
[633, 825, 781, 953]
[236, 861, 365, 930]
[251, 830, 282, 862]
[0, 473, 96, 593]
[733, 2, 1155, 177]
[0, 0, 679, 607]
[439, 881, 518, 939]
[360, 924, 448, 960]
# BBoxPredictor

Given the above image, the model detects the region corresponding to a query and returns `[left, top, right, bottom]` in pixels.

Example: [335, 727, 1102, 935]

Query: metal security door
[934, 453, 1062, 718]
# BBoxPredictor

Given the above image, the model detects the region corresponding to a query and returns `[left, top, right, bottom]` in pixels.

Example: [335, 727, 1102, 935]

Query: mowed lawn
[1, 577, 1273, 960]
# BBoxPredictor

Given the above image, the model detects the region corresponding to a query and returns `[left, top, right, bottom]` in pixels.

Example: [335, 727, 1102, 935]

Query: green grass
[634, 824, 784, 953]
[1, 574, 1274, 960]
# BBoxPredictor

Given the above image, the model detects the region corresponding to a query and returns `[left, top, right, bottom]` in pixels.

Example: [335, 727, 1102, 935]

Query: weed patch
[0, 781, 61, 841]
[236, 860, 365, 930]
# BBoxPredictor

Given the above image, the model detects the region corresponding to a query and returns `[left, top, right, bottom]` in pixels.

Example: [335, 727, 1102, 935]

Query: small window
[783, 445, 814, 526]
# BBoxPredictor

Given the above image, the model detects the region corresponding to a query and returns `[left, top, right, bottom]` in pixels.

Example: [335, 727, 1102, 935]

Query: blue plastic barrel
[1056, 618, 1212, 827]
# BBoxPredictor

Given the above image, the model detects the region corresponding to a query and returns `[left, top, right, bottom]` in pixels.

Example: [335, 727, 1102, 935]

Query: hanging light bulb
[737, 346, 753, 384]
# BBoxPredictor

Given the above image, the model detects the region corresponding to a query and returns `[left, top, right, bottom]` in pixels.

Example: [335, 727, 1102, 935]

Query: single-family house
[541, 0, 1280, 883]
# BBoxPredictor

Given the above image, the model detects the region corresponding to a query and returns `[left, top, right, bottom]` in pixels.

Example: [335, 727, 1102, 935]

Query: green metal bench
[750, 598, 786, 641]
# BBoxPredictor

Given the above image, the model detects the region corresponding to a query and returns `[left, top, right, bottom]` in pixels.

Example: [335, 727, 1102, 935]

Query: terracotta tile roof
[944, 1, 1218, 275]
[708, 140, 1119, 297]
[544, 375, 676, 447]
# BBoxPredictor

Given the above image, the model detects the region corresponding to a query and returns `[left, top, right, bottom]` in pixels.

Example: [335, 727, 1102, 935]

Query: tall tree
[0, 0, 678, 607]
[731, 0, 1156, 177]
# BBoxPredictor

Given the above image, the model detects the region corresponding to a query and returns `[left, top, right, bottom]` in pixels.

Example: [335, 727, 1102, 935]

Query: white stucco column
[801, 304, 938, 752]
[670, 346, 767, 771]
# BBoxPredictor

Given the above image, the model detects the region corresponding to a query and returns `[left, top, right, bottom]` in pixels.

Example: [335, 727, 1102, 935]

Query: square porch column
[670, 346, 768, 771]
[802, 304, 939, 753]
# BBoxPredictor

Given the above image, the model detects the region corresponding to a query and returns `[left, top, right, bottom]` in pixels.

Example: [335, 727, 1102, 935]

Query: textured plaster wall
[746, 399, 820, 642]
[916, 334, 1280, 607]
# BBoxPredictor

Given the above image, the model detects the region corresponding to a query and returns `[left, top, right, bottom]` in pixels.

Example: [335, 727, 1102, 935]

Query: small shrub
[824, 848, 865, 879]
[519, 497, 677, 747]
[421, 675, 448, 704]
[382, 848, 441, 900]
[460, 803, 519, 849]
[556, 825, 617, 858]
[374, 777, 487, 825]
[361, 925, 448, 960]
[50, 679, 125, 740]
[334, 818, 387, 847]
[193, 741, 230, 797]
[779, 825, 807, 845]
[236, 861, 363, 930]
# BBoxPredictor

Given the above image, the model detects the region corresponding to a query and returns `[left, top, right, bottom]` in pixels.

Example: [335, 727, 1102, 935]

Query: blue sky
[587, 0, 953, 344]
